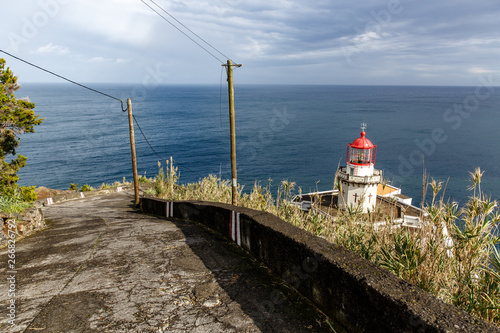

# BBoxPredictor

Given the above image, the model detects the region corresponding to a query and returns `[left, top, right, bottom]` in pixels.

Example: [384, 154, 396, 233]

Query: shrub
[19, 186, 37, 202]
[138, 172, 152, 183]
[146, 158, 179, 199]
[0, 58, 43, 196]
[80, 184, 94, 192]
[121, 177, 131, 185]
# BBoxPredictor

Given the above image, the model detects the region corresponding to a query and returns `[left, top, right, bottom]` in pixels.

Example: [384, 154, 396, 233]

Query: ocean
[15, 83, 500, 206]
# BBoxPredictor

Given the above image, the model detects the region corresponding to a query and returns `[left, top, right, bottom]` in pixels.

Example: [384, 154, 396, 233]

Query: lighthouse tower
[338, 124, 382, 213]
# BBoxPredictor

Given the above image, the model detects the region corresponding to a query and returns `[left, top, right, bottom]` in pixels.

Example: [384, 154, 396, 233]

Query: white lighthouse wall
[339, 181, 378, 213]
[347, 163, 374, 177]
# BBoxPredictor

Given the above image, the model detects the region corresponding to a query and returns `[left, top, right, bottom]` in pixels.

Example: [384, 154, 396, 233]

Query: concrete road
[1, 192, 334, 332]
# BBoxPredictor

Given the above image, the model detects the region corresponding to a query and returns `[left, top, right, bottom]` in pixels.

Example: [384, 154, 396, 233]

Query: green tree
[0, 58, 43, 196]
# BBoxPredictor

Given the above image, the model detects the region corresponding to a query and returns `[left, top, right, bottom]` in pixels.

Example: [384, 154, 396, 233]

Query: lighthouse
[337, 123, 382, 213]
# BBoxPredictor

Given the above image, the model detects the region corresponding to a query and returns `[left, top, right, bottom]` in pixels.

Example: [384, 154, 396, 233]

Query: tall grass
[0, 192, 33, 214]
[146, 161, 500, 326]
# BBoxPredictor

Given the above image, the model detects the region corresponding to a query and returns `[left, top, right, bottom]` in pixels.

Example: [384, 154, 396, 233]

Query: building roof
[377, 183, 399, 196]
[349, 131, 375, 149]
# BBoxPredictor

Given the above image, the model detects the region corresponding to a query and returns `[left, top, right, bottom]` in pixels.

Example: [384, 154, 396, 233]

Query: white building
[337, 128, 381, 213]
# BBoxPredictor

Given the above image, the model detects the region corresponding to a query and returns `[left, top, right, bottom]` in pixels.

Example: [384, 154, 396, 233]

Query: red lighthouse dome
[350, 131, 374, 149]
[346, 131, 377, 166]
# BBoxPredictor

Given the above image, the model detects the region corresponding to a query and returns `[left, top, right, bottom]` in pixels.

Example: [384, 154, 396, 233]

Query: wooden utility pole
[224, 60, 242, 206]
[127, 98, 140, 206]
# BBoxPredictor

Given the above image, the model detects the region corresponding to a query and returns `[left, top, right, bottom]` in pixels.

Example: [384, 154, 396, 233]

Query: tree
[0, 58, 43, 196]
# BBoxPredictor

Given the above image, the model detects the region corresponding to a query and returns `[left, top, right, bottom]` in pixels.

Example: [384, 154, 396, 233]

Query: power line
[132, 114, 164, 161]
[0, 49, 127, 112]
[148, 0, 232, 61]
[132, 114, 204, 178]
[1, 49, 205, 178]
[219, 66, 225, 128]
[140, 0, 226, 64]
[172, 158, 205, 179]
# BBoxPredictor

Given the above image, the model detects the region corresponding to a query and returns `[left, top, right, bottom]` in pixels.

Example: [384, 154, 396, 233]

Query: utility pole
[224, 59, 242, 206]
[127, 98, 140, 206]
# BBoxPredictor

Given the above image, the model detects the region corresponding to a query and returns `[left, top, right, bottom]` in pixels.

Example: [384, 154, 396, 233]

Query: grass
[0, 193, 33, 214]
[69, 177, 140, 191]
[99, 183, 113, 190]
[146, 161, 500, 326]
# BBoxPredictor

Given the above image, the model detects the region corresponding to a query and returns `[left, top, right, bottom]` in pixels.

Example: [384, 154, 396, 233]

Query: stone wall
[140, 196, 499, 333]
[1, 208, 45, 247]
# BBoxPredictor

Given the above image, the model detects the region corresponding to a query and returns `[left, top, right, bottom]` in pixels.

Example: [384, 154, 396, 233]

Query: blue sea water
[15, 83, 500, 206]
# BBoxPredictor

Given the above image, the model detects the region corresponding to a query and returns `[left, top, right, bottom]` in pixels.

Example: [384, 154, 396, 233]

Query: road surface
[1, 191, 335, 332]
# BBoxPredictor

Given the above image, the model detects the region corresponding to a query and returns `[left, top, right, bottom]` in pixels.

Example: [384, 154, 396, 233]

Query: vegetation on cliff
[0, 58, 43, 199]
[146, 161, 500, 326]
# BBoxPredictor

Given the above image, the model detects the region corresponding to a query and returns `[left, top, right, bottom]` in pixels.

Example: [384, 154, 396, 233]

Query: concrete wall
[140, 197, 499, 332]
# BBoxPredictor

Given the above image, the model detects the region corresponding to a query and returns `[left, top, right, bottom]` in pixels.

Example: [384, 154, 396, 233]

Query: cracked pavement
[1, 191, 333, 332]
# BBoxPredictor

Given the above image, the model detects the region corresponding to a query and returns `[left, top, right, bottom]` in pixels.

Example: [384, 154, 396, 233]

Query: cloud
[58, 0, 157, 47]
[88, 57, 111, 63]
[30, 43, 69, 55]
[87, 56, 130, 64]
[115, 58, 129, 64]
[468, 67, 499, 75]
[1, 0, 500, 85]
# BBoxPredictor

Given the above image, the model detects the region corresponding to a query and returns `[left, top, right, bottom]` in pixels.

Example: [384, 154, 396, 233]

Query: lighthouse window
[357, 150, 363, 163]
[350, 148, 372, 164]
[364, 150, 371, 162]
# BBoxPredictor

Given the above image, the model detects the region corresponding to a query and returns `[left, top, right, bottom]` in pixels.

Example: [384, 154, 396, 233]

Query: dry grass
[146, 161, 500, 326]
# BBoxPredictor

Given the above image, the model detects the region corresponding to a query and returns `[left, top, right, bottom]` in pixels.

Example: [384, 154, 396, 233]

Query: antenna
[361, 113, 367, 131]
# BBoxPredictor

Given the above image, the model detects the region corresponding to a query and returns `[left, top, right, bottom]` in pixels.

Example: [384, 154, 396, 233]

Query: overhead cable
[132, 114, 163, 161]
[132, 115, 204, 178]
[140, 0, 226, 64]
[148, 0, 232, 61]
[0, 49, 127, 112]
[0, 51, 204, 177]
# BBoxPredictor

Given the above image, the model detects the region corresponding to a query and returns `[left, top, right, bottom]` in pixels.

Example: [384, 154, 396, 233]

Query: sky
[1, 0, 499, 86]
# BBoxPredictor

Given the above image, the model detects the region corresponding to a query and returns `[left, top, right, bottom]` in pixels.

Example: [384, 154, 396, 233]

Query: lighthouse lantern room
[338, 123, 382, 213]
